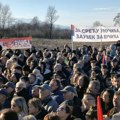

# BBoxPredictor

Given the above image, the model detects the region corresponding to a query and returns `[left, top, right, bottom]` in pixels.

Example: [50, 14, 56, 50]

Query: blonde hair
[22, 115, 37, 120]
[28, 98, 42, 111]
[16, 81, 26, 88]
[11, 96, 28, 115]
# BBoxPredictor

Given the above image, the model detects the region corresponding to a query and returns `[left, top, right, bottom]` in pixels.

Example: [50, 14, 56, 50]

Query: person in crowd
[53, 63, 63, 75]
[90, 66, 103, 89]
[28, 73, 40, 97]
[28, 97, 48, 120]
[61, 86, 82, 118]
[0, 108, 18, 120]
[22, 65, 31, 76]
[72, 61, 84, 77]
[14, 81, 30, 102]
[0, 77, 6, 87]
[61, 86, 77, 101]
[86, 80, 100, 96]
[38, 61, 52, 81]
[96, 48, 103, 67]
[81, 93, 96, 120]
[109, 44, 116, 58]
[49, 79, 64, 104]
[75, 74, 89, 100]
[30, 60, 38, 72]
[31, 85, 40, 98]
[26, 55, 35, 67]
[36, 50, 43, 60]
[23, 49, 31, 62]
[107, 90, 120, 118]
[11, 96, 28, 120]
[22, 115, 37, 120]
[100, 88, 114, 115]
[0, 88, 10, 110]
[12, 65, 23, 75]
[32, 68, 44, 84]
[10, 72, 21, 84]
[44, 112, 60, 120]
[85, 106, 97, 120]
[18, 53, 26, 66]
[105, 77, 112, 88]
[70, 72, 81, 87]
[19, 76, 30, 89]
[101, 64, 110, 87]
[0, 66, 8, 84]
[109, 74, 120, 92]
[90, 58, 97, 70]
[110, 58, 119, 73]
[57, 100, 77, 120]
[28, 73, 39, 86]
[39, 83, 58, 112]
[1, 54, 10, 68]
[4, 81, 15, 101]
[83, 54, 91, 75]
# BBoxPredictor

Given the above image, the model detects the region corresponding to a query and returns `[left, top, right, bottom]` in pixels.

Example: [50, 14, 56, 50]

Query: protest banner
[0, 37, 32, 49]
[71, 25, 120, 42]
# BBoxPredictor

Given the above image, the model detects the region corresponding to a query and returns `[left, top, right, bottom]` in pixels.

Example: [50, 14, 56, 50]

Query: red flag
[71, 24, 75, 31]
[102, 54, 107, 65]
[97, 96, 103, 120]
[71, 24, 75, 36]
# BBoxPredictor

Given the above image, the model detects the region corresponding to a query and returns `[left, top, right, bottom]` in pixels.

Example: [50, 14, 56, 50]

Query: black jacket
[35, 108, 48, 120]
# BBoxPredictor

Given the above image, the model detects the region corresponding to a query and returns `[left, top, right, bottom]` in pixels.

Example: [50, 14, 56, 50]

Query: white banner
[72, 26, 120, 42]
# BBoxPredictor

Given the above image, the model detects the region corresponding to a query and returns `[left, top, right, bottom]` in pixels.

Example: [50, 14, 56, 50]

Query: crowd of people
[0, 41, 119, 120]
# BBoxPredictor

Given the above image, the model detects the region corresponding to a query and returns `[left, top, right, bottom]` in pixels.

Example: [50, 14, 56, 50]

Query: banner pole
[71, 24, 74, 51]
[71, 36, 74, 51]
[100, 26, 103, 48]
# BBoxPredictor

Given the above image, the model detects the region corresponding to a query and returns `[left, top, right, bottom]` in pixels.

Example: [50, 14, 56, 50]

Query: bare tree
[31, 16, 40, 25]
[93, 21, 102, 27]
[0, 2, 12, 37]
[31, 16, 40, 30]
[113, 13, 120, 27]
[0, 3, 3, 29]
[46, 6, 59, 39]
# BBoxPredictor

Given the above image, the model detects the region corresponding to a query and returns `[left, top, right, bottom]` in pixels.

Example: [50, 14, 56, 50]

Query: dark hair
[14, 73, 21, 81]
[20, 76, 29, 82]
[28, 98, 42, 110]
[0, 108, 18, 120]
[22, 65, 30, 71]
[51, 79, 61, 88]
[29, 73, 36, 79]
[113, 74, 120, 79]
[86, 106, 97, 119]
[44, 113, 60, 120]
[65, 105, 71, 113]
[14, 66, 22, 71]
[85, 92, 96, 98]
[0, 45, 2, 51]
[78, 74, 89, 90]
[101, 88, 114, 103]
[60, 100, 74, 114]
[114, 90, 120, 96]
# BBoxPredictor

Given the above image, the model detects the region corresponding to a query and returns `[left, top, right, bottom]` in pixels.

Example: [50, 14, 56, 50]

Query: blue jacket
[42, 96, 58, 112]
[51, 88, 64, 104]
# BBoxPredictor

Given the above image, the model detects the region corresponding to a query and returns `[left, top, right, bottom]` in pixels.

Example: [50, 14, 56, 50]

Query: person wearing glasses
[14, 81, 30, 102]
